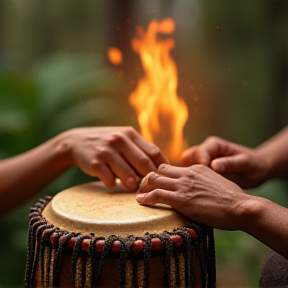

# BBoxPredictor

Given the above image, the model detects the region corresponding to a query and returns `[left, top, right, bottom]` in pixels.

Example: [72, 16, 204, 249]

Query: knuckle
[158, 163, 168, 170]
[97, 147, 112, 160]
[107, 133, 125, 146]
[153, 189, 163, 201]
[90, 160, 102, 170]
[205, 135, 220, 145]
[241, 153, 250, 163]
[192, 164, 207, 172]
[140, 157, 149, 166]
[149, 145, 162, 159]
[147, 172, 159, 184]
[197, 163, 207, 170]
[124, 126, 136, 137]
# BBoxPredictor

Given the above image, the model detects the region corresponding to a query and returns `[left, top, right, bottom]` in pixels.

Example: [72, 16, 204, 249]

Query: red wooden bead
[187, 228, 197, 239]
[96, 240, 105, 252]
[41, 229, 47, 239]
[58, 234, 67, 246]
[112, 240, 121, 253]
[50, 233, 59, 245]
[68, 237, 76, 249]
[82, 239, 90, 251]
[151, 238, 163, 250]
[171, 235, 183, 247]
[133, 240, 144, 253]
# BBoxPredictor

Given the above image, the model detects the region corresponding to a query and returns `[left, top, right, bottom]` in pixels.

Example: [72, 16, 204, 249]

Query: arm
[0, 135, 71, 215]
[0, 126, 167, 215]
[137, 164, 288, 259]
[181, 125, 288, 188]
[256, 126, 288, 180]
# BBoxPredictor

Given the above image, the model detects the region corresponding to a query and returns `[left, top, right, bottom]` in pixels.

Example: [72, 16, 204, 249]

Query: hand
[60, 126, 167, 191]
[181, 136, 270, 189]
[136, 164, 253, 230]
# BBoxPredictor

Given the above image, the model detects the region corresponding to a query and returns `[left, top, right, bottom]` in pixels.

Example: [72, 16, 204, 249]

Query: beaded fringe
[25, 197, 216, 288]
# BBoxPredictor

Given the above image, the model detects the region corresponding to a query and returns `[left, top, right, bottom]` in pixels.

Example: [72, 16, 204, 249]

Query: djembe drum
[25, 181, 216, 288]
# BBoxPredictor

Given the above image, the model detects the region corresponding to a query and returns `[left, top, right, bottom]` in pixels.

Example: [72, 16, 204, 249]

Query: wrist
[52, 130, 75, 169]
[254, 146, 275, 181]
[235, 194, 266, 232]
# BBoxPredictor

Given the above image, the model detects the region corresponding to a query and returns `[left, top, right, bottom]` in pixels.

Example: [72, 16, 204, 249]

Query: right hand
[181, 136, 270, 188]
[60, 126, 168, 191]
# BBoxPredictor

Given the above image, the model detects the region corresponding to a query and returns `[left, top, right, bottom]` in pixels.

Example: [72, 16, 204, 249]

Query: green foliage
[0, 52, 118, 287]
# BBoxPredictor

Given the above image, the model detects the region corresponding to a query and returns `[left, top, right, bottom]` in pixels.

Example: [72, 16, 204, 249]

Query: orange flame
[129, 18, 188, 162]
[108, 47, 123, 65]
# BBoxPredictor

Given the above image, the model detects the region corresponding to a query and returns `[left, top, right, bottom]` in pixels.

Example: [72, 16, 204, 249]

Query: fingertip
[180, 150, 192, 166]
[211, 159, 225, 173]
[136, 193, 146, 204]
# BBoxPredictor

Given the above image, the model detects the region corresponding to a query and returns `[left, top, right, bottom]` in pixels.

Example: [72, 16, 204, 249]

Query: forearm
[240, 195, 288, 259]
[0, 132, 72, 215]
[256, 126, 288, 180]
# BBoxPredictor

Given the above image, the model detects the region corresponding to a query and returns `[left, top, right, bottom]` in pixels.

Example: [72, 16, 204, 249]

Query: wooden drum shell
[25, 182, 216, 288]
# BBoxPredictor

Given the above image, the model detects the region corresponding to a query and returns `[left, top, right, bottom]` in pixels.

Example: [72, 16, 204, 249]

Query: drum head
[42, 181, 190, 237]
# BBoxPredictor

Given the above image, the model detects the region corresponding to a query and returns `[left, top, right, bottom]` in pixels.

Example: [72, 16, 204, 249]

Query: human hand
[181, 136, 270, 188]
[136, 164, 254, 230]
[60, 126, 167, 191]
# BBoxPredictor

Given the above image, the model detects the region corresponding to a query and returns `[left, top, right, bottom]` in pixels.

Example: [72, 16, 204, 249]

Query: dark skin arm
[0, 126, 167, 215]
[137, 126, 288, 259]
[181, 126, 288, 188]
[137, 164, 288, 259]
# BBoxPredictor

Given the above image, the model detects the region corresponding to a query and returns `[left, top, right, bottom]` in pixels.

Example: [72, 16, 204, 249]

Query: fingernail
[127, 176, 138, 191]
[138, 177, 147, 191]
[136, 194, 144, 202]
[213, 161, 224, 172]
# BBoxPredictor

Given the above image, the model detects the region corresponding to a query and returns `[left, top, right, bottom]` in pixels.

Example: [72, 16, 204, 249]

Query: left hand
[136, 164, 252, 230]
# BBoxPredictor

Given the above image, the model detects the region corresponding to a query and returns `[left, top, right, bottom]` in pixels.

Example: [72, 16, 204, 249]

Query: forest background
[1, 1, 288, 287]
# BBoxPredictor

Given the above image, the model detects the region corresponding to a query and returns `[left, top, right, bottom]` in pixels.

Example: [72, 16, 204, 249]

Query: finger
[181, 146, 211, 166]
[121, 138, 160, 176]
[157, 164, 188, 178]
[138, 171, 177, 193]
[109, 132, 162, 176]
[88, 159, 116, 188]
[136, 189, 178, 207]
[211, 153, 250, 174]
[107, 153, 142, 192]
[129, 131, 168, 168]
[182, 137, 240, 167]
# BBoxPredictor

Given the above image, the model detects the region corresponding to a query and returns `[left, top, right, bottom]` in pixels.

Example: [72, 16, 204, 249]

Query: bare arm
[257, 126, 288, 180]
[0, 126, 167, 215]
[137, 164, 288, 259]
[181, 125, 288, 188]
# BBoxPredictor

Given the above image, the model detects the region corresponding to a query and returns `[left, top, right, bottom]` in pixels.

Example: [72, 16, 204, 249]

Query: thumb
[211, 153, 249, 173]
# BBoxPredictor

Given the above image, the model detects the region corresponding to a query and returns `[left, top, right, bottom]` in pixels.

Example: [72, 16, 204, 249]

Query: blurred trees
[0, 0, 288, 287]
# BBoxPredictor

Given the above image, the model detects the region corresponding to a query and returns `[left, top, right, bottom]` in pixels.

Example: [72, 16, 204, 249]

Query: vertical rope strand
[72, 235, 84, 286]
[95, 235, 118, 286]
[118, 238, 128, 288]
[137, 260, 145, 288]
[125, 259, 133, 288]
[75, 257, 83, 288]
[43, 247, 50, 288]
[206, 228, 216, 288]
[48, 248, 56, 287]
[178, 253, 186, 288]
[85, 256, 92, 288]
[53, 233, 73, 287]
[170, 256, 176, 288]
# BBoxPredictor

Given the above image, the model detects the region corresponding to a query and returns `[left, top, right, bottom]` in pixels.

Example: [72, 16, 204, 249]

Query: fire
[108, 47, 123, 65]
[108, 18, 188, 162]
[129, 18, 188, 162]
